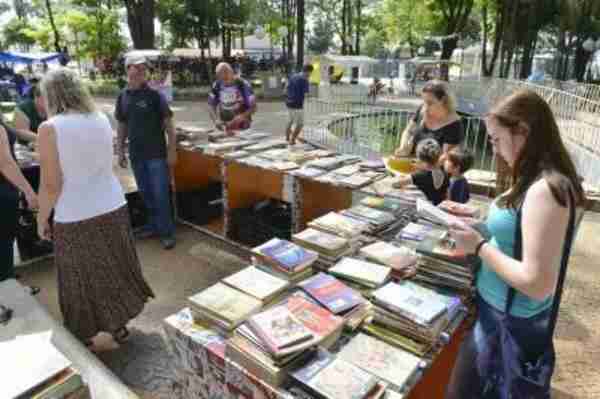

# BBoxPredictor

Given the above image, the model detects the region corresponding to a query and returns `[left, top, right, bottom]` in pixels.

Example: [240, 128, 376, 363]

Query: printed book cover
[298, 272, 364, 314]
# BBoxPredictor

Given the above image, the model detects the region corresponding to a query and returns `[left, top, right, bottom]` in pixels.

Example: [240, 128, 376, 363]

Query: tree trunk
[483, 0, 506, 77]
[354, 0, 362, 55]
[574, 44, 591, 82]
[296, 0, 305, 71]
[123, 0, 156, 49]
[44, 0, 62, 53]
[341, 0, 348, 55]
[480, 1, 488, 78]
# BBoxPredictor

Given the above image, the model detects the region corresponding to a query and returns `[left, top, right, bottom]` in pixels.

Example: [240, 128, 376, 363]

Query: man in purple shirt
[285, 64, 314, 145]
[208, 62, 256, 134]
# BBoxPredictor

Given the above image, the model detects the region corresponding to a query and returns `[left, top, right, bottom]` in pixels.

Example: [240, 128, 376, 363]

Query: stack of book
[223, 150, 250, 160]
[340, 205, 396, 234]
[396, 222, 445, 244]
[290, 166, 327, 179]
[367, 281, 462, 353]
[292, 228, 353, 269]
[337, 332, 423, 395]
[415, 237, 475, 293]
[360, 196, 408, 216]
[204, 140, 250, 156]
[328, 257, 391, 293]
[359, 159, 387, 173]
[359, 241, 418, 280]
[188, 282, 263, 334]
[335, 154, 363, 165]
[290, 348, 381, 399]
[245, 139, 288, 153]
[387, 188, 428, 207]
[237, 131, 272, 141]
[308, 212, 370, 243]
[257, 148, 291, 161]
[298, 272, 371, 331]
[3, 331, 90, 399]
[338, 173, 380, 189]
[306, 157, 345, 171]
[222, 265, 290, 305]
[252, 238, 318, 282]
[415, 198, 461, 228]
[438, 200, 482, 219]
[227, 292, 344, 387]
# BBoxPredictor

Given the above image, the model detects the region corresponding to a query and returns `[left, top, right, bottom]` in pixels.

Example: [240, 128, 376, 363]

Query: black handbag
[481, 189, 577, 398]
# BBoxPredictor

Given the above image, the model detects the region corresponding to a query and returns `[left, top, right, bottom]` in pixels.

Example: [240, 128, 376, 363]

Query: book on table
[222, 265, 290, 303]
[253, 238, 319, 273]
[247, 305, 314, 355]
[329, 257, 391, 288]
[1, 330, 88, 399]
[359, 241, 418, 269]
[292, 228, 350, 257]
[342, 205, 396, 227]
[337, 332, 423, 394]
[360, 322, 431, 357]
[371, 281, 450, 326]
[298, 272, 365, 315]
[308, 212, 370, 239]
[188, 282, 263, 330]
[416, 198, 462, 227]
[360, 196, 406, 214]
[290, 348, 379, 399]
[27, 368, 89, 399]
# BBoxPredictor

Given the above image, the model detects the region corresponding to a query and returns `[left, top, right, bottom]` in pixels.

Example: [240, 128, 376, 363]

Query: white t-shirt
[51, 112, 125, 223]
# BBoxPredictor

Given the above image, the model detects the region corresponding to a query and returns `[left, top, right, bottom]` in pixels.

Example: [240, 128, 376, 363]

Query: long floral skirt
[54, 205, 155, 341]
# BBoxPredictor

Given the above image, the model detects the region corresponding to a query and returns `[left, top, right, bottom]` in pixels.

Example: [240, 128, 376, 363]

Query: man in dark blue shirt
[285, 64, 313, 146]
[115, 55, 178, 250]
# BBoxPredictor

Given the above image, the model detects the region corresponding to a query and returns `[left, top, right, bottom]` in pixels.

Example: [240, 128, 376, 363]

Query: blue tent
[0, 51, 63, 64]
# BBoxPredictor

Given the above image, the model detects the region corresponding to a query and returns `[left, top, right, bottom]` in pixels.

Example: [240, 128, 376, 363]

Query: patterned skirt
[54, 205, 155, 341]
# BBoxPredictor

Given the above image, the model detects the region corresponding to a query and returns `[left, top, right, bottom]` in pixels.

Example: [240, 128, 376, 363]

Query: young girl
[444, 149, 473, 203]
[393, 138, 449, 205]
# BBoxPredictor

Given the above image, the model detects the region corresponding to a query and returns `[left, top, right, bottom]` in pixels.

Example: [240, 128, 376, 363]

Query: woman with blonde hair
[36, 68, 154, 350]
[395, 80, 464, 157]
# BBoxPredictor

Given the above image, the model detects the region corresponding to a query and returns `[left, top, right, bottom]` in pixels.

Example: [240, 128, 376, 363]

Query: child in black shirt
[393, 138, 449, 205]
[444, 149, 473, 203]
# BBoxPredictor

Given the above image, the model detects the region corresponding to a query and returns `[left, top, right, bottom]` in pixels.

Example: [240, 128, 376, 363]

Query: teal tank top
[476, 201, 553, 318]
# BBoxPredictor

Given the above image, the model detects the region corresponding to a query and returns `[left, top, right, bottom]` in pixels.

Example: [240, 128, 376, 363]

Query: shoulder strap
[509, 188, 577, 344]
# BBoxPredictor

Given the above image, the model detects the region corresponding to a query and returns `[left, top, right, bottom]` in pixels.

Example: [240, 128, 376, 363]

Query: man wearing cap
[115, 55, 177, 250]
[208, 62, 256, 133]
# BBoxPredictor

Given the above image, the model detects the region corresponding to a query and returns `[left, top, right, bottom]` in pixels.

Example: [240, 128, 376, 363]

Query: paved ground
[16, 97, 600, 398]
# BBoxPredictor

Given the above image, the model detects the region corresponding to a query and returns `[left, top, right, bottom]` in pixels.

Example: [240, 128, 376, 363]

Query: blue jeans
[446, 295, 552, 399]
[131, 158, 175, 239]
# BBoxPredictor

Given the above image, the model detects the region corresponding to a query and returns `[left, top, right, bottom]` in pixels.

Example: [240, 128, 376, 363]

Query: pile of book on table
[340, 205, 396, 234]
[327, 257, 391, 296]
[308, 212, 370, 249]
[251, 238, 319, 282]
[359, 241, 419, 280]
[227, 291, 345, 387]
[298, 272, 372, 331]
[3, 331, 90, 399]
[363, 280, 464, 357]
[292, 228, 353, 269]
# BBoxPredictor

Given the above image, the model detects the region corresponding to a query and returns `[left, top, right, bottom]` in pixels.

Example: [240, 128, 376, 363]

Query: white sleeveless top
[51, 112, 126, 223]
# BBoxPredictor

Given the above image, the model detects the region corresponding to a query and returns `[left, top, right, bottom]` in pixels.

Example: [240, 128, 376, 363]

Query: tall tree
[296, 0, 305, 70]
[43, 0, 62, 52]
[307, 17, 334, 54]
[122, 0, 156, 49]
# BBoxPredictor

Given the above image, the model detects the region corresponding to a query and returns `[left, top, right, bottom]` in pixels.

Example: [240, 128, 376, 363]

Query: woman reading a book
[394, 80, 464, 158]
[445, 89, 586, 398]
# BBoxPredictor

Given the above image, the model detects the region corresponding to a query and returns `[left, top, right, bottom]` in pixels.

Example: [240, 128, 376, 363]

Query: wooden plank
[299, 179, 353, 230]
[173, 150, 222, 191]
[226, 162, 285, 211]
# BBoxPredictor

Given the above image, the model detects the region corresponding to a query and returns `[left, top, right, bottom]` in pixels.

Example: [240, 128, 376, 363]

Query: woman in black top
[0, 119, 38, 281]
[395, 80, 464, 157]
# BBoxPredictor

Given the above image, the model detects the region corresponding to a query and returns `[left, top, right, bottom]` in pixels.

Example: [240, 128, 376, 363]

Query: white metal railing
[304, 99, 495, 172]
[306, 80, 600, 188]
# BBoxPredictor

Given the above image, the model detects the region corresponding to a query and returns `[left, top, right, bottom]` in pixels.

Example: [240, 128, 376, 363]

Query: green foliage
[376, 0, 432, 49]
[307, 18, 334, 54]
[1, 17, 36, 48]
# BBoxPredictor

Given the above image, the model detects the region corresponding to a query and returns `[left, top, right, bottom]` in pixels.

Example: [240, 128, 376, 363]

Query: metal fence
[305, 79, 600, 188]
[304, 98, 495, 172]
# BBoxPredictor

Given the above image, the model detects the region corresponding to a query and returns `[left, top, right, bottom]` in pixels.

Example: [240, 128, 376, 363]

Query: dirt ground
[17, 97, 600, 399]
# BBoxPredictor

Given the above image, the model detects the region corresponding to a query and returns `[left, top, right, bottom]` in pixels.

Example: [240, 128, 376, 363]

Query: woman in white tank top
[36, 68, 154, 351]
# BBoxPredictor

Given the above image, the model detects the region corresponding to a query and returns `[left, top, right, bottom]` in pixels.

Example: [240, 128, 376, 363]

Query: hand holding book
[447, 219, 485, 255]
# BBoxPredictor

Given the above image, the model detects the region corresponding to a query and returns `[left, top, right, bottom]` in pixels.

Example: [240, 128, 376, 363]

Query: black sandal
[113, 327, 130, 344]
